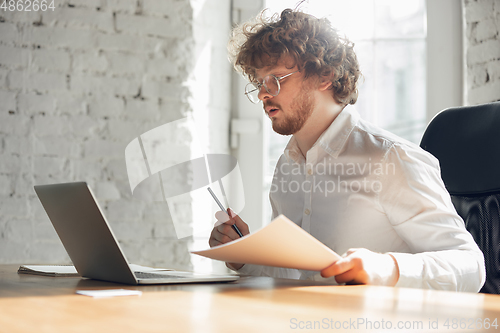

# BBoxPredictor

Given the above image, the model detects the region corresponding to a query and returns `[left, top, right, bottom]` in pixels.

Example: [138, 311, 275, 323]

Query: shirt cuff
[388, 252, 424, 289]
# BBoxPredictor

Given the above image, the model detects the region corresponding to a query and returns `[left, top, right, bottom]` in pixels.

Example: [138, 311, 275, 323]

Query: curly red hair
[229, 9, 361, 105]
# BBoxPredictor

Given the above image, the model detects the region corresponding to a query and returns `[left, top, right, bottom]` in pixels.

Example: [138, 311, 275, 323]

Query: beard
[270, 84, 315, 136]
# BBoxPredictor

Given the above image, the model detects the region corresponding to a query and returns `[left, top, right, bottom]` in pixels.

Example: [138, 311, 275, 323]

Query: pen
[207, 187, 244, 238]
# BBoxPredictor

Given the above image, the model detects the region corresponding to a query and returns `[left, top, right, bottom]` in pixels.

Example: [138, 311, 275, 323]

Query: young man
[209, 9, 485, 291]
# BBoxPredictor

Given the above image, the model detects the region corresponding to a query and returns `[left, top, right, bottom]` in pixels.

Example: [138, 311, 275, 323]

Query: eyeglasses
[244, 71, 299, 104]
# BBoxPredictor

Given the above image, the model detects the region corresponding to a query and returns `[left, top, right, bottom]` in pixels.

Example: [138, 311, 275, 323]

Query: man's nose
[258, 85, 272, 101]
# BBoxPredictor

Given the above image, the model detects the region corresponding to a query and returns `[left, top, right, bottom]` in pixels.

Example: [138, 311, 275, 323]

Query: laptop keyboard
[134, 271, 188, 279]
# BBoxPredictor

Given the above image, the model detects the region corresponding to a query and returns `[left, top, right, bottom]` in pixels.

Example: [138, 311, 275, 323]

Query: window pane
[375, 0, 426, 39]
[267, 0, 376, 40]
[374, 40, 426, 143]
[352, 41, 376, 123]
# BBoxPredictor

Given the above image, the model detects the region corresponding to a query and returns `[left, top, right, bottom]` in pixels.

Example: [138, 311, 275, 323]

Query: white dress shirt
[237, 105, 486, 292]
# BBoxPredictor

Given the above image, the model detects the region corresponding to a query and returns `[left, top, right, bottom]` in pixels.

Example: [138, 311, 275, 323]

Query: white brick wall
[464, 0, 500, 104]
[0, 0, 232, 271]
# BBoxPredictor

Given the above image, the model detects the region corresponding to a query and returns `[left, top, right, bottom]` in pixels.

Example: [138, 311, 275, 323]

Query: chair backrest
[420, 102, 500, 294]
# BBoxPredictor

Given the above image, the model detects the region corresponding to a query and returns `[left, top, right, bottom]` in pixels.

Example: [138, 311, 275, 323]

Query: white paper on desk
[18, 264, 172, 277]
[18, 265, 78, 277]
[192, 214, 341, 271]
[76, 289, 142, 298]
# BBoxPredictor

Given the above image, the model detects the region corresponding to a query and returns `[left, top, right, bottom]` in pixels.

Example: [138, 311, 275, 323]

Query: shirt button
[304, 209, 310, 215]
[307, 169, 313, 175]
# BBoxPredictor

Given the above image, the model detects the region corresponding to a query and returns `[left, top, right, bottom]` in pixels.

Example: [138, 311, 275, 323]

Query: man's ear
[318, 75, 333, 91]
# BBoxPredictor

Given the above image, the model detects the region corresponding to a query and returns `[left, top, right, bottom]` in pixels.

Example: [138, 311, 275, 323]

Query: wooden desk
[1, 264, 499, 332]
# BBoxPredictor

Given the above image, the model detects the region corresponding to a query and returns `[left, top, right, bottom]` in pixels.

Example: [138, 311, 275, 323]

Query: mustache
[263, 101, 281, 110]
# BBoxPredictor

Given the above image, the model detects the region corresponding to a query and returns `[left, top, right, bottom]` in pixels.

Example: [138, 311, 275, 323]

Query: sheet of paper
[18, 265, 78, 277]
[192, 215, 341, 271]
[18, 264, 173, 277]
[76, 289, 142, 298]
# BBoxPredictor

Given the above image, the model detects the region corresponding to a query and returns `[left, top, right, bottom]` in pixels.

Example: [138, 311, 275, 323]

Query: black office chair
[420, 101, 500, 294]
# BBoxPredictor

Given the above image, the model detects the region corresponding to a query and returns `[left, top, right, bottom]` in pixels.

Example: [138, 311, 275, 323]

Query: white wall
[229, 0, 266, 233]
[426, 0, 499, 119]
[427, 0, 464, 119]
[0, 0, 231, 269]
[463, 0, 500, 104]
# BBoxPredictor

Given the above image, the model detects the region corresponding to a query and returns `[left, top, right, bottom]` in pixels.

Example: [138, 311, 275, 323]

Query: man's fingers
[214, 210, 230, 226]
[228, 208, 250, 235]
[209, 228, 223, 248]
[334, 268, 360, 284]
[321, 257, 354, 278]
[212, 209, 249, 243]
[321, 257, 367, 284]
[216, 222, 239, 241]
[208, 238, 222, 248]
[209, 224, 238, 247]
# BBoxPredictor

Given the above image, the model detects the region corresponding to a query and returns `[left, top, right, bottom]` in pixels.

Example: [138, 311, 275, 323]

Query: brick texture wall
[464, 0, 500, 104]
[0, 0, 231, 270]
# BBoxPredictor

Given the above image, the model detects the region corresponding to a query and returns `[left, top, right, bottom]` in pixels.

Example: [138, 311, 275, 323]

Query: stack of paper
[17, 264, 173, 277]
[18, 265, 78, 277]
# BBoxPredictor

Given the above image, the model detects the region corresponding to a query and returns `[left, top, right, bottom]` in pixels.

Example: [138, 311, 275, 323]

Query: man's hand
[208, 208, 249, 271]
[321, 248, 399, 286]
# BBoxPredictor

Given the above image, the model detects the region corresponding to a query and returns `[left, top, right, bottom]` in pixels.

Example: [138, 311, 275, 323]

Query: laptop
[34, 182, 239, 285]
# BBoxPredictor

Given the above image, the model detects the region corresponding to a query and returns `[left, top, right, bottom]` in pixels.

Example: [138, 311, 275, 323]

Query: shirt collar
[284, 105, 360, 163]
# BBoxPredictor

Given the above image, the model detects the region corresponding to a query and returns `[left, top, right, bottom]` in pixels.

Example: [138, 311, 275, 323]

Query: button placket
[301, 148, 318, 232]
